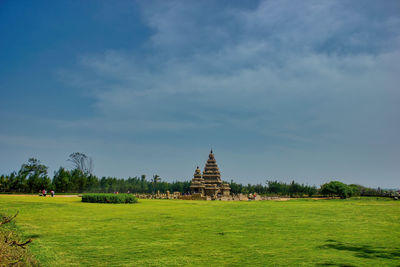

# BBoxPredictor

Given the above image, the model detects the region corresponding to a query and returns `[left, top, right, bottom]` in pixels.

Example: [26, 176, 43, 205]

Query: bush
[0, 212, 37, 266]
[81, 193, 138, 204]
[320, 181, 354, 199]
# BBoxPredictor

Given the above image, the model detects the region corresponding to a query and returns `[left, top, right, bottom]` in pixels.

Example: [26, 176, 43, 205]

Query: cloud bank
[2, 0, 400, 187]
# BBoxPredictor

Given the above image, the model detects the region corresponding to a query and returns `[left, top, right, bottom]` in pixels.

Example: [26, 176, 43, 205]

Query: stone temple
[190, 150, 231, 197]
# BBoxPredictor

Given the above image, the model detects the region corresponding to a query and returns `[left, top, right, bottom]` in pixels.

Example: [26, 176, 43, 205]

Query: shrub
[320, 181, 354, 199]
[0, 212, 37, 266]
[81, 193, 138, 204]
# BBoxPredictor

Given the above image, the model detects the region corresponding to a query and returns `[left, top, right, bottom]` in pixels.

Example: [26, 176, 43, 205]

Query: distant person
[42, 189, 46, 197]
[51, 190, 55, 197]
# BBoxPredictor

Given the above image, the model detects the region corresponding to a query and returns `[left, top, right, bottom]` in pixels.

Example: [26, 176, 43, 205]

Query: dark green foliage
[18, 158, 51, 193]
[52, 172, 191, 195]
[229, 180, 244, 194]
[349, 184, 361, 196]
[306, 186, 318, 197]
[231, 180, 318, 197]
[266, 180, 289, 195]
[320, 181, 354, 199]
[53, 167, 72, 192]
[70, 169, 87, 193]
[229, 180, 317, 196]
[82, 193, 138, 204]
[86, 174, 100, 192]
[151, 174, 161, 193]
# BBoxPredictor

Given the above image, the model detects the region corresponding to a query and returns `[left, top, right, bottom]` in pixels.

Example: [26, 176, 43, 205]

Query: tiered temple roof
[203, 150, 222, 185]
[190, 150, 231, 198]
[189, 166, 205, 195]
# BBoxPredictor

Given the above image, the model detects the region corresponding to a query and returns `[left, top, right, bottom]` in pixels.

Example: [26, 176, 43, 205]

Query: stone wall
[134, 192, 288, 201]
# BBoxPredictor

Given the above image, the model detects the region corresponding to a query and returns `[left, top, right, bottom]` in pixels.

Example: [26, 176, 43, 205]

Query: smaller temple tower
[189, 166, 205, 195]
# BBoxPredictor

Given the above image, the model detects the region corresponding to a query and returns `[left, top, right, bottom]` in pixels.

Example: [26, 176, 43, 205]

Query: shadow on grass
[316, 263, 355, 267]
[25, 234, 41, 239]
[318, 239, 400, 260]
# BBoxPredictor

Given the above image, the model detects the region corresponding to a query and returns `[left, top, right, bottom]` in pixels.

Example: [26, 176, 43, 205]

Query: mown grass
[0, 195, 399, 266]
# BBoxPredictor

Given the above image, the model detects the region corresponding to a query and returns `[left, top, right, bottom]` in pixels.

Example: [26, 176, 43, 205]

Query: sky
[0, 0, 399, 188]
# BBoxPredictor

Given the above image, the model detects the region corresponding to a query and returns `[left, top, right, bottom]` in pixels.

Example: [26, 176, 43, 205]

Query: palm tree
[152, 175, 161, 194]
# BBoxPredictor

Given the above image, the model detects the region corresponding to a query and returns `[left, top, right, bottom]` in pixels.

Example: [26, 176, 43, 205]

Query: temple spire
[190, 150, 231, 198]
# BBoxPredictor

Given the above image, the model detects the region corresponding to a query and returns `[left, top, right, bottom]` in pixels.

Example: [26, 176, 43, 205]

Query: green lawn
[1, 196, 399, 266]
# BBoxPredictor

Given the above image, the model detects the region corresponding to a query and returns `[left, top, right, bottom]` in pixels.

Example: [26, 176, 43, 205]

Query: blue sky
[1, 0, 399, 188]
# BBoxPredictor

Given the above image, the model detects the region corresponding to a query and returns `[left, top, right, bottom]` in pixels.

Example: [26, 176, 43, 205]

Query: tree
[289, 180, 302, 197]
[266, 180, 289, 195]
[67, 152, 93, 175]
[53, 167, 71, 193]
[320, 181, 353, 199]
[86, 175, 99, 192]
[8, 171, 25, 192]
[18, 158, 50, 193]
[0, 175, 7, 192]
[229, 180, 243, 194]
[305, 185, 317, 197]
[152, 175, 161, 193]
[348, 184, 362, 196]
[140, 175, 149, 193]
[70, 169, 88, 193]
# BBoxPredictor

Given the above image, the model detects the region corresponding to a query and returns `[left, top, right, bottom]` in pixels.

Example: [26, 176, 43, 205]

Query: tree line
[0, 158, 191, 194]
[0, 155, 192, 194]
[0, 155, 398, 198]
[229, 180, 318, 196]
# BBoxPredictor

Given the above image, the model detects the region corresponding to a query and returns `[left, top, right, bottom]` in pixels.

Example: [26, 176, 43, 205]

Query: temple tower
[189, 166, 205, 196]
[190, 150, 231, 198]
[203, 150, 231, 197]
[203, 150, 222, 185]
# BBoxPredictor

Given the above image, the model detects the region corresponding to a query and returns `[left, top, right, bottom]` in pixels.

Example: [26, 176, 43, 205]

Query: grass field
[0, 196, 399, 266]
